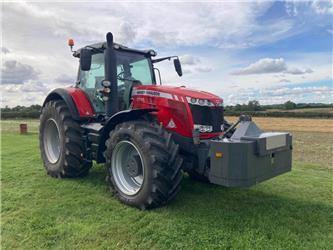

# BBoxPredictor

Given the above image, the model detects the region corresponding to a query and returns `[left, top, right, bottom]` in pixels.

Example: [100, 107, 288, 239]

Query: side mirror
[80, 48, 92, 71]
[174, 58, 182, 77]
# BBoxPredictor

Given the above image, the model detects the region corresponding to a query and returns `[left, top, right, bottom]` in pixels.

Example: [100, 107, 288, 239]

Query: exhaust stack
[104, 32, 118, 117]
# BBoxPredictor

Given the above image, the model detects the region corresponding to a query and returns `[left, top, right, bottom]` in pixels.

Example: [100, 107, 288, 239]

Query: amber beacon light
[68, 38, 74, 51]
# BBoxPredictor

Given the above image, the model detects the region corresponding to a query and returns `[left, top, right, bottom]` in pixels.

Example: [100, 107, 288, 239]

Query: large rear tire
[105, 120, 183, 209]
[39, 100, 92, 178]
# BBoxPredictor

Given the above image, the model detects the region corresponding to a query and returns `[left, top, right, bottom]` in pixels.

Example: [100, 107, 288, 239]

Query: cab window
[79, 53, 105, 113]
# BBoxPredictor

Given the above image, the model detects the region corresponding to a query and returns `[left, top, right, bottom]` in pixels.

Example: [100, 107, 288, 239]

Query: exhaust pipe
[104, 32, 118, 117]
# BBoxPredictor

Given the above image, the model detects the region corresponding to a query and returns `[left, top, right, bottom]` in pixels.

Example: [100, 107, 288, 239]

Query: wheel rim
[43, 118, 61, 164]
[111, 140, 144, 196]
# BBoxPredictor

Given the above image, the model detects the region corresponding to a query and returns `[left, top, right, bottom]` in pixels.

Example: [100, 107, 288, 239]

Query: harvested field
[225, 116, 333, 133]
[226, 116, 333, 168]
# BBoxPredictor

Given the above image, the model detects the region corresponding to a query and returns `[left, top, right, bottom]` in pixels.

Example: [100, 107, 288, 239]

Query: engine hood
[134, 85, 223, 105]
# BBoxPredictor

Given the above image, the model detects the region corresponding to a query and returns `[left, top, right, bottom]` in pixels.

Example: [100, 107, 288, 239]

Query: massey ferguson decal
[132, 89, 174, 100]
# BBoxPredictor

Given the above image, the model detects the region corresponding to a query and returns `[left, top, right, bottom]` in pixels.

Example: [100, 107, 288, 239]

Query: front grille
[189, 104, 224, 132]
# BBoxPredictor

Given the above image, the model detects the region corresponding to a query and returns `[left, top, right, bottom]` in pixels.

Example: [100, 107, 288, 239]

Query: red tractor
[40, 32, 292, 209]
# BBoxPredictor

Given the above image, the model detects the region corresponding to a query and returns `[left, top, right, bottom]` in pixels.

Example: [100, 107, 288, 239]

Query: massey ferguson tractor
[39, 32, 292, 209]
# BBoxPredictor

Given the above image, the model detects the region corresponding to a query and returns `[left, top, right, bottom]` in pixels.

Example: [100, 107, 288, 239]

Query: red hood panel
[135, 85, 223, 104]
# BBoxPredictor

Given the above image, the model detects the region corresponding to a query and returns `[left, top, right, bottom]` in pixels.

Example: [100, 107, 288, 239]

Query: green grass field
[1, 120, 333, 249]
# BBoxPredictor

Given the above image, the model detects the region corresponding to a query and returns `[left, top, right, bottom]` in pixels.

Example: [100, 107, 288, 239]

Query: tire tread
[105, 120, 183, 209]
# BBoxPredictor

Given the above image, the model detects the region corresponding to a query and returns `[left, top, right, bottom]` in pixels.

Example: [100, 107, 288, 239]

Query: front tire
[39, 100, 92, 178]
[105, 120, 183, 209]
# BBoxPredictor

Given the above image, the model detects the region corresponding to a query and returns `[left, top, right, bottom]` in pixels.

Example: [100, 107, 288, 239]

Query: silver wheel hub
[111, 141, 144, 196]
[43, 118, 61, 163]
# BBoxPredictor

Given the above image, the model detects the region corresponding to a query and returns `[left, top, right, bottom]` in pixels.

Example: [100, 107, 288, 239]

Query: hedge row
[1, 111, 41, 119]
[225, 111, 333, 119]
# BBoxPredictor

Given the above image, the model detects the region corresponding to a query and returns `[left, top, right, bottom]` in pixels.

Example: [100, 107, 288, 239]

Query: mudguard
[100, 108, 157, 144]
[84, 108, 157, 163]
[43, 88, 95, 121]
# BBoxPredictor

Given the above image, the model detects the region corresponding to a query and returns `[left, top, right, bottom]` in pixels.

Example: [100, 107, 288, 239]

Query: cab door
[78, 52, 105, 113]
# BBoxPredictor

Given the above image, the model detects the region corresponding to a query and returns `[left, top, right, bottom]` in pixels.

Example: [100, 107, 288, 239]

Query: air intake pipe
[104, 32, 118, 116]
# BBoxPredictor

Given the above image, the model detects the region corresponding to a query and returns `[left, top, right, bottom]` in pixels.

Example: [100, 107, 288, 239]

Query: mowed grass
[0, 119, 40, 134]
[1, 119, 333, 249]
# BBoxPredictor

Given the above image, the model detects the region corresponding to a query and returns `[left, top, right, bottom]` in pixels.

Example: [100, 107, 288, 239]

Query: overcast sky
[1, 0, 332, 107]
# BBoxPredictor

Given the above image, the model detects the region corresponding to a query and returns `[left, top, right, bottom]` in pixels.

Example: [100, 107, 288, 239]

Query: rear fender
[42, 88, 95, 121]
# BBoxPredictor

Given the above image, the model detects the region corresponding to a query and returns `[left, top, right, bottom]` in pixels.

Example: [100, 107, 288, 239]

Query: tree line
[225, 100, 332, 111]
[1, 101, 332, 119]
[224, 101, 333, 118]
[1, 105, 42, 119]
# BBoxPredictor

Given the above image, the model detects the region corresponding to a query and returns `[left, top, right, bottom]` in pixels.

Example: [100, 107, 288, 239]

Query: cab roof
[73, 42, 154, 58]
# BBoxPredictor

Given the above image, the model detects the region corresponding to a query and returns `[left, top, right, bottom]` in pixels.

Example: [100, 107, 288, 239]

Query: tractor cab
[73, 40, 182, 115]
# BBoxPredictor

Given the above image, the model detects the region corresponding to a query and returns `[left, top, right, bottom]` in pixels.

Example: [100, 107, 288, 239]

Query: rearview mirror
[80, 48, 92, 71]
[174, 58, 182, 77]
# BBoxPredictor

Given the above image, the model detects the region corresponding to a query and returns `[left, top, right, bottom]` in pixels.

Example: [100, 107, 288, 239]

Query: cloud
[232, 58, 286, 75]
[311, 1, 333, 15]
[0, 80, 51, 107]
[118, 22, 137, 44]
[54, 74, 75, 84]
[179, 55, 200, 65]
[223, 85, 333, 105]
[286, 67, 313, 75]
[231, 58, 314, 75]
[3, 1, 276, 49]
[195, 66, 213, 73]
[285, 1, 298, 16]
[279, 79, 291, 83]
[1, 60, 40, 84]
[1, 47, 10, 54]
[182, 69, 192, 74]
[1, 2, 332, 107]
[178, 54, 213, 73]
[20, 81, 48, 93]
[2, 81, 48, 93]
[5, 2, 102, 41]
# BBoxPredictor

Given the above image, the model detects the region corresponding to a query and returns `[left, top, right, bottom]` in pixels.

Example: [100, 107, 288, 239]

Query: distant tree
[284, 100, 296, 110]
[234, 104, 242, 111]
[248, 100, 263, 111]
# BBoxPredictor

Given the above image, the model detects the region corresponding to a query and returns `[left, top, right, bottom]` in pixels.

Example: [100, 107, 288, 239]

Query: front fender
[101, 108, 157, 140]
[97, 108, 157, 162]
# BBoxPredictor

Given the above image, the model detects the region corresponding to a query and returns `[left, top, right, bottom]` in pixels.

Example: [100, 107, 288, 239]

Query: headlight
[186, 97, 216, 107]
[198, 99, 205, 105]
[194, 124, 213, 133]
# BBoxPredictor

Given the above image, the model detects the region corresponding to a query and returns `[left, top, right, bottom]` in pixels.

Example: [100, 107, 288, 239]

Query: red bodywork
[131, 85, 223, 139]
[66, 85, 223, 139]
[66, 87, 95, 117]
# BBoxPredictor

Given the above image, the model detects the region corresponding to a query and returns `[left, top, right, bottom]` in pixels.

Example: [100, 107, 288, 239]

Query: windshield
[116, 51, 154, 85]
